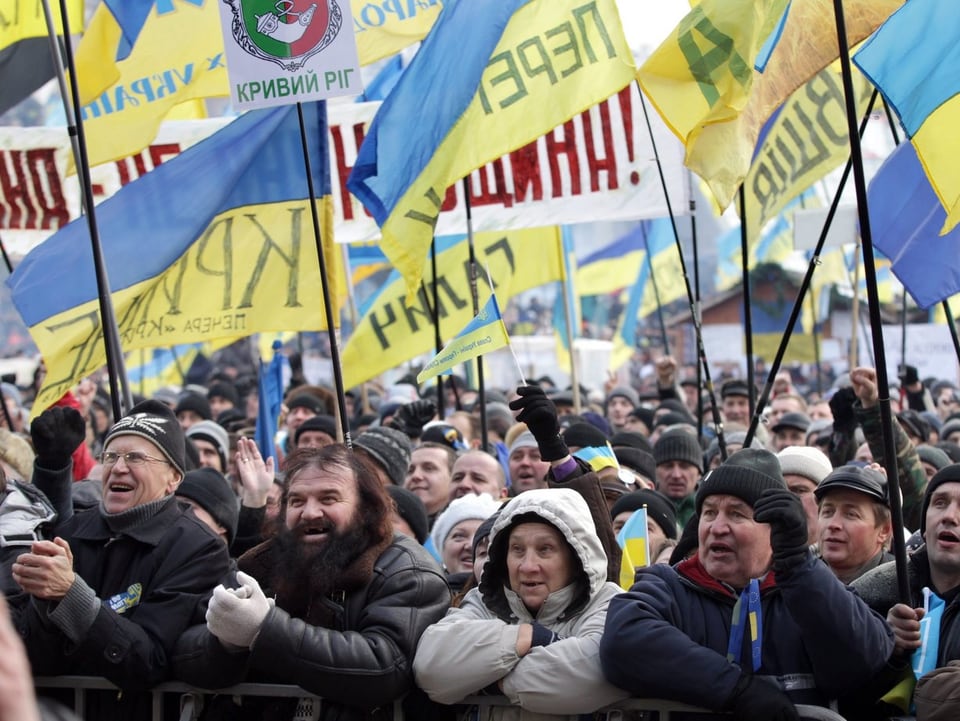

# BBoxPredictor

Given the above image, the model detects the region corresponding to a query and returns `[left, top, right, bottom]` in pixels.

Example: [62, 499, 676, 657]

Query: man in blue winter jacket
[599, 448, 894, 720]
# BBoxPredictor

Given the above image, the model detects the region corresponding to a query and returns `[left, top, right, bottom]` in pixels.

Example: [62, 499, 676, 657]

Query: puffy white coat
[413, 488, 629, 719]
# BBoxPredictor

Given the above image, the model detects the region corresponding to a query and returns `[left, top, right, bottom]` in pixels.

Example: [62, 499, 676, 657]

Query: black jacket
[18, 492, 229, 721]
[173, 533, 450, 721]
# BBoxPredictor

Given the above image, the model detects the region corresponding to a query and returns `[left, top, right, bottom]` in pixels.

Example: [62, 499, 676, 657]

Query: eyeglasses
[100, 451, 171, 467]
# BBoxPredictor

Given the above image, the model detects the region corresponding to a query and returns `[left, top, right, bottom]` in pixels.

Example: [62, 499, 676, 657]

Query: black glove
[828, 386, 857, 434]
[31, 406, 86, 470]
[508, 385, 568, 462]
[753, 488, 808, 576]
[389, 399, 436, 439]
[728, 674, 799, 721]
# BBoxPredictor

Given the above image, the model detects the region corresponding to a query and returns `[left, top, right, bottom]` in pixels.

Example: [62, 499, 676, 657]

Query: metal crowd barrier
[35, 677, 849, 721]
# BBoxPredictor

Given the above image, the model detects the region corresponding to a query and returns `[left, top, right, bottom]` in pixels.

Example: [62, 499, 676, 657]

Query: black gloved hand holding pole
[508, 386, 569, 462]
[727, 674, 799, 721]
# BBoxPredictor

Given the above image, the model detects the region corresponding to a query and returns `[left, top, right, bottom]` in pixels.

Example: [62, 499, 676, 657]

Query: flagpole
[41, 0, 131, 421]
[637, 83, 726, 459]
[461, 177, 488, 451]
[738, 186, 756, 420]
[644, 225, 671, 355]
[832, 0, 909, 604]
[558, 232, 583, 416]
[429, 238, 444, 419]
[688, 171, 704, 439]
[295, 102, 351, 448]
[340, 244, 370, 414]
[743, 90, 879, 448]
[849, 243, 861, 368]
[0, 232, 13, 274]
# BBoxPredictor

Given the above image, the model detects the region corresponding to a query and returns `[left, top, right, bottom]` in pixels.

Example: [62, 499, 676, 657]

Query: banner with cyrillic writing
[1, 86, 686, 255]
[341, 228, 563, 388]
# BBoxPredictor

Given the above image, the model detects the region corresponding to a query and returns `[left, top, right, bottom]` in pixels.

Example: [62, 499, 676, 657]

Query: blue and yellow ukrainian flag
[616, 507, 649, 589]
[348, 0, 636, 298]
[417, 292, 510, 384]
[855, 0, 960, 234]
[7, 101, 342, 414]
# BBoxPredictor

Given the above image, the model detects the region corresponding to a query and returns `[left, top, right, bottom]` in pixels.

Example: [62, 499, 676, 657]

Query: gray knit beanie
[354, 426, 412, 486]
[654, 427, 703, 472]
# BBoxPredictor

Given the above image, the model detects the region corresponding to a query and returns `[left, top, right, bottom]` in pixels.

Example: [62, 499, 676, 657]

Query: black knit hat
[472, 509, 502, 559]
[695, 448, 786, 514]
[562, 422, 609, 449]
[104, 399, 187, 477]
[613, 446, 657, 484]
[654, 427, 703, 472]
[174, 392, 212, 422]
[610, 431, 653, 454]
[294, 414, 338, 445]
[207, 381, 239, 407]
[176, 468, 239, 545]
[386, 485, 429, 543]
[610, 489, 678, 539]
[921, 463, 960, 535]
[286, 393, 325, 415]
[354, 427, 412, 486]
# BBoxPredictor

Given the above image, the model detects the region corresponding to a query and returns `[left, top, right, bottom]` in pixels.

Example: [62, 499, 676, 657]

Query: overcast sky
[615, 1, 688, 56]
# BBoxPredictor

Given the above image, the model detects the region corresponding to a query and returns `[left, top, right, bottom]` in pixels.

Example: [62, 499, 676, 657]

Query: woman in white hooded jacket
[413, 488, 629, 719]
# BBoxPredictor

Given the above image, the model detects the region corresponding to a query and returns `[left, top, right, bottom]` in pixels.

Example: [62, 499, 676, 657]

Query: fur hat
[695, 448, 785, 514]
[0, 428, 35, 481]
[430, 493, 501, 554]
[176, 468, 239, 545]
[654, 427, 703, 472]
[921, 464, 960, 535]
[104, 399, 186, 477]
[386, 485, 429, 544]
[777, 446, 833, 485]
[610, 489, 678, 539]
[185, 420, 230, 471]
[354, 427, 412, 486]
[174, 392, 212, 422]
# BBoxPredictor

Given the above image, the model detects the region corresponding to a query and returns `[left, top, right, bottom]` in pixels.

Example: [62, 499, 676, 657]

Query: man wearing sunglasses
[11, 399, 229, 721]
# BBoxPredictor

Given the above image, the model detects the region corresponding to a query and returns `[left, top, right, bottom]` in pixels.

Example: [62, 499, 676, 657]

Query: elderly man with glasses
[11, 400, 229, 721]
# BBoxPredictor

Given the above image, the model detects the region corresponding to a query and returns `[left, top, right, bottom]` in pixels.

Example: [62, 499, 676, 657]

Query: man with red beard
[173, 445, 450, 721]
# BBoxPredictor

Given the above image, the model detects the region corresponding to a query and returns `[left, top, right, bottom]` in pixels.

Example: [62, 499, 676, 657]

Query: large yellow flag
[341, 227, 562, 388]
[640, 0, 904, 211]
[348, 0, 637, 298]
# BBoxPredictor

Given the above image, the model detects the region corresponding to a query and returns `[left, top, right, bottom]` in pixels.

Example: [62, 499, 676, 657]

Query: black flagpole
[644, 226, 671, 354]
[0, 231, 13, 274]
[461, 177, 488, 451]
[637, 82, 726, 459]
[430, 239, 445, 419]
[743, 90, 879, 447]
[689, 173, 704, 439]
[295, 102, 351, 448]
[739, 186, 756, 420]
[43, 0, 130, 420]
[832, 0, 909, 603]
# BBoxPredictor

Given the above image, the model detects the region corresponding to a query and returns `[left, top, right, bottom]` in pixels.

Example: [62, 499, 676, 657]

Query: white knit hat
[430, 493, 502, 553]
[777, 446, 833, 485]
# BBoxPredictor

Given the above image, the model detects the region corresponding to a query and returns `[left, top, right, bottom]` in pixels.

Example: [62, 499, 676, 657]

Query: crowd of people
[2, 352, 960, 720]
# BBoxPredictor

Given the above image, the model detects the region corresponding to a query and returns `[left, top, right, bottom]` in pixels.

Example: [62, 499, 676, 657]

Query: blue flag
[868, 141, 960, 309]
[255, 342, 287, 460]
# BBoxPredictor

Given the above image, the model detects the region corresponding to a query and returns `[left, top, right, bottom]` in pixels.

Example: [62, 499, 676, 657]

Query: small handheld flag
[616, 508, 650, 589]
[417, 292, 509, 384]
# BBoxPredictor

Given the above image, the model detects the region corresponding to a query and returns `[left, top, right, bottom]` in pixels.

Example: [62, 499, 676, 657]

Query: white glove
[205, 571, 273, 649]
